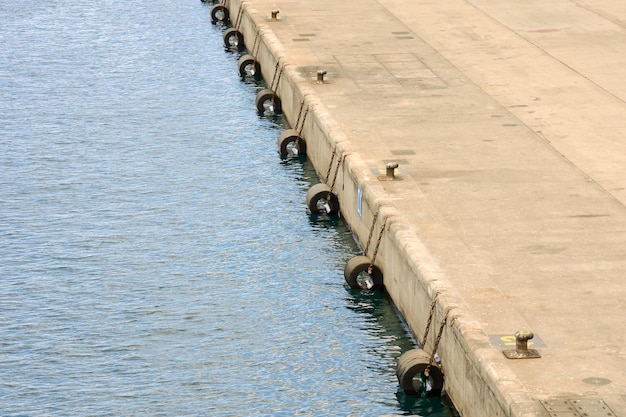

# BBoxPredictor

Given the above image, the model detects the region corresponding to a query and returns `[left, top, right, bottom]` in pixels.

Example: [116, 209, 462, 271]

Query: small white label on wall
[357, 185, 362, 218]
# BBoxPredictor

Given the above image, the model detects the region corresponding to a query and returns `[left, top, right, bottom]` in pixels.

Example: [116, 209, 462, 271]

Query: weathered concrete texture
[225, 0, 626, 415]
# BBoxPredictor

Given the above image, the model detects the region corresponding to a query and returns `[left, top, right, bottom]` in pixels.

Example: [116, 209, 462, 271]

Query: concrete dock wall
[225, 1, 544, 415]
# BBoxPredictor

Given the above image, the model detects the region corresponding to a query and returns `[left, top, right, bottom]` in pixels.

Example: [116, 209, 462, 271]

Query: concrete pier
[222, 0, 626, 415]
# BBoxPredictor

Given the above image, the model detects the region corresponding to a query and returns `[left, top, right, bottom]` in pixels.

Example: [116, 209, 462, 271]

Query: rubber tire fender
[238, 54, 261, 78]
[343, 255, 383, 290]
[223, 28, 244, 49]
[255, 88, 282, 114]
[210, 5, 229, 23]
[277, 129, 307, 157]
[396, 349, 444, 397]
[306, 183, 339, 215]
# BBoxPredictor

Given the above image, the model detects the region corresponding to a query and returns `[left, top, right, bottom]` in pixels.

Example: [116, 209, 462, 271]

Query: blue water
[0, 1, 458, 415]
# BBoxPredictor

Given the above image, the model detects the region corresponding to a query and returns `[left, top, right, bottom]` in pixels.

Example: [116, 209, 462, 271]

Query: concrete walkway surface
[225, 0, 626, 415]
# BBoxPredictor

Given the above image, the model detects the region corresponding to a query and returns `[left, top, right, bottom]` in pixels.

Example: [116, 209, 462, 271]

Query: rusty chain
[270, 62, 284, 92]
[251, 31, 261, 58]
[364, 209, 379, 256]
[324, 148, 337, 183]
[368, 218, 386, 271]
[294, 99, 306, 131]
[329, 154, 343, 192]
[320, 149, 342, 204]
[421, 293, 440, 347]
[425, 309, 450, 372]
[234, 1, 243, 30]
[293, 100, 309, 148]
[297, 106, 309, 137]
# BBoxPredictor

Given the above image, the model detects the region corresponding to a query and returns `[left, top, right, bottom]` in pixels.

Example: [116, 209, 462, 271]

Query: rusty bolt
[270, 10, 280, 19]
[316, 70, 327, 83]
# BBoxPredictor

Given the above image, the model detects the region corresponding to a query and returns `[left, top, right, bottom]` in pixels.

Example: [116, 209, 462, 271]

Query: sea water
[0, 1, 458, 415]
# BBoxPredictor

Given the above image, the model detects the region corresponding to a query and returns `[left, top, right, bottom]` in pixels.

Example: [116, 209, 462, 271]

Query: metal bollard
[503, 330, 541, 359]
[386, 162, 399, 179]
[516, 331, 533, 351]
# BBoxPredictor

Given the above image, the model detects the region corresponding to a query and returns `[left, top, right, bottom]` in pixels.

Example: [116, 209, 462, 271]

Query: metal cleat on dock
[503, 330, 542, 359]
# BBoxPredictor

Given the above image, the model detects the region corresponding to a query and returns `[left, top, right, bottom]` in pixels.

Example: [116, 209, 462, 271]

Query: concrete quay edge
[217, 1, 626, 416]
[227, 2, 538, 415]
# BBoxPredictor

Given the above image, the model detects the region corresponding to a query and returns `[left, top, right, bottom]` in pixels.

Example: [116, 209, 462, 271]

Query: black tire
[343, 255, 383, 290]
[255, 88, 282, 114]
[238, 54, 261, 78]
[223, 28, 244, 49]
[306, 183, 339, 215]
[396, 349, 444, 397]
[277, 129, 307, 157]
[210, 5, 229, 23]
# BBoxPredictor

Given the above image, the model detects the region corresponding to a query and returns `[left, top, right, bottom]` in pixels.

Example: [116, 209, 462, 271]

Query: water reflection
[0, 0, 458, 414]
[273, 123, 455, 413]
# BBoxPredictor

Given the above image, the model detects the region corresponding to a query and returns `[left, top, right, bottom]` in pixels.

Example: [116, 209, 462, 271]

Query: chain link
[369, 218, 386, 266]
[421, 293, 439, 347]
[270, 62, 279, 89]
[324, 148, 336, 183]
[270, 62, 284, 92]
[295, 101, 309, 145]
[364, 209, 379, 256]
[298, 107, 309, 137]
[294, 99, 305, 131]
[426, 309, 450, 371]
[251, 31, 261, 58]
[329, 155, 343, 192]
[234, 1, 243, 30]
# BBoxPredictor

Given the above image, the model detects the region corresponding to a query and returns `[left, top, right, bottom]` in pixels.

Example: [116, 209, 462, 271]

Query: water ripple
[0, 1, 457, 416]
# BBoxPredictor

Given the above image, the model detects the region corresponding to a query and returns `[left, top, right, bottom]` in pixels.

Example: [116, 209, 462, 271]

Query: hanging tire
[306, 183, 339, 215]
[223, 28, 244, 49]
[278, 129, 307, 157]
[396, 349, 444, 397]
[238, 54, 261, 78]
[343, 255, 383, 290]
[255, 88, 282, 114]
[210, 5, 229, 23]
